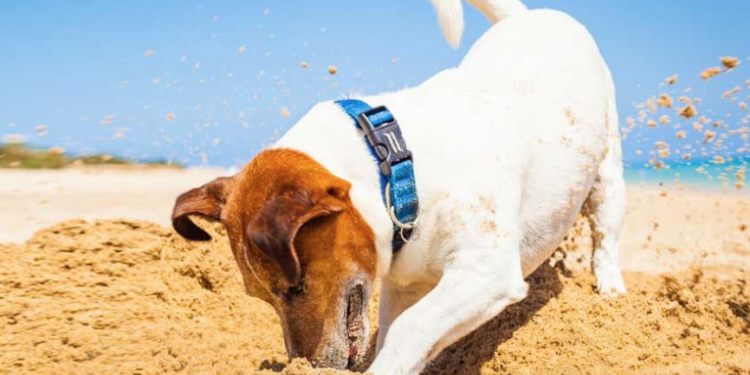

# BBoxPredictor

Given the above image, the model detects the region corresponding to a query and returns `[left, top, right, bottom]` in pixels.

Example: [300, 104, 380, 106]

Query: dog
[171, 0, 627, 374]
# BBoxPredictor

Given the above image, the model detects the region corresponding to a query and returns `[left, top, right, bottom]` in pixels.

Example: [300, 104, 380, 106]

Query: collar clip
[356, 106, 412, 177]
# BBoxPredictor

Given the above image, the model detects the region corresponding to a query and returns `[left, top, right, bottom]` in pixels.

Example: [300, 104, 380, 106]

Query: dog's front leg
[376, 278, 429, 352]
[368, 229, 528, 375]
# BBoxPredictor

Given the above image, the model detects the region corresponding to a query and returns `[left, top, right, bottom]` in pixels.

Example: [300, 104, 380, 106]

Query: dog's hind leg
[583, 112, 627, 297]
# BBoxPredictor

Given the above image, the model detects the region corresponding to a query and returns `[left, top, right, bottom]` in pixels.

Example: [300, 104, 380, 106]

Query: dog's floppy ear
[172, 176, 235, 241]
[247, 184, 346, 285]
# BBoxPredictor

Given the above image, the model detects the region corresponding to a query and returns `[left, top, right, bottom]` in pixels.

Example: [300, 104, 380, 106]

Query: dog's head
[171, 148, 377, 369]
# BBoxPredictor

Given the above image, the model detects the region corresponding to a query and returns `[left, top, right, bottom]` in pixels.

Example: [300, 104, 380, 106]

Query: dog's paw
[596, 274, 627, 298]
[367, 354, 424, 375]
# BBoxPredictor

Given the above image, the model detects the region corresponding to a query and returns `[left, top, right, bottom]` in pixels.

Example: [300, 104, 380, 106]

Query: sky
[1, 0, 749, 169]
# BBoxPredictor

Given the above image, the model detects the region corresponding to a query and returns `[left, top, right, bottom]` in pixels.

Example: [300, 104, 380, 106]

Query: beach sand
[0, 168, 748, 374]
[0, 167, 230, 244]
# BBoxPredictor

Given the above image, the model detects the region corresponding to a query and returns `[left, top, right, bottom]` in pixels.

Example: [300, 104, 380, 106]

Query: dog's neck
[273, 98, 401, 276]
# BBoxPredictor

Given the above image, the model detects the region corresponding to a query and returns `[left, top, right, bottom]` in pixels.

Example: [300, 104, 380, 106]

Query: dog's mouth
[345, 284, 366, 369]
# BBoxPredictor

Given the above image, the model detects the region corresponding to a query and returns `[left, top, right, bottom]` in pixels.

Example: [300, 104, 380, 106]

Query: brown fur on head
[172, 149, 377, 369]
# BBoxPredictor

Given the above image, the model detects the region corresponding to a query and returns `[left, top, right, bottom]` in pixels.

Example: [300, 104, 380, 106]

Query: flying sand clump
[723, 86, 741, 99]
[657, 93, 673, 108]
[626, 54, 748, 191]
[700, 56, 740, 81]
[100, 115, 115, 126]
[721, 56, 740, 70]
[679, 104, 697, 119]
[700, 67, 722, 81]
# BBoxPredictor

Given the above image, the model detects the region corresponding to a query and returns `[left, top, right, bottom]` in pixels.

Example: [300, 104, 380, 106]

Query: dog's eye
[284, 278, 306, 299]
[287, 285, 304, 295]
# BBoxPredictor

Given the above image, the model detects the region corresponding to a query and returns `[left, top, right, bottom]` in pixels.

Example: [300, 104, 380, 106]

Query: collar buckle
[385, 181, 421, 243]
[335, 99, 421, 252]
[356, 106, 412, 177]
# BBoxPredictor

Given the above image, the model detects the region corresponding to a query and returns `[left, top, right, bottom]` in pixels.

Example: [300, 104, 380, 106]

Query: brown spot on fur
[480, 219, 498, 234]
[564, 107, 580, 126]
[478, 194, 496, 215]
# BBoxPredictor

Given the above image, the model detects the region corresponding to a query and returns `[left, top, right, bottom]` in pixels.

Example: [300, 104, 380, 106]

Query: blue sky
[1, 0, 748, 168]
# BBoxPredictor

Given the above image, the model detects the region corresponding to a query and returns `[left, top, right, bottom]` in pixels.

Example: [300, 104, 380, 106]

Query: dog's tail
[430, 0, 528, 48]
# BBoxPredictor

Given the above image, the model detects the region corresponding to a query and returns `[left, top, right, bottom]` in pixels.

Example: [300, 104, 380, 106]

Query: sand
[1, 169, 749, 374]
[0, 219, 289, 375]
[0, 167, 229, 243]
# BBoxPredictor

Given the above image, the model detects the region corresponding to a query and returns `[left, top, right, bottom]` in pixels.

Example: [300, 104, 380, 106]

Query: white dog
[172, 0, 627, 374]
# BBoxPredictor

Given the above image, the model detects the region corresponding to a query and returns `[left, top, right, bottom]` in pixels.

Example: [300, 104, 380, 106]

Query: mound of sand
[1, 219, 749, 375]
[0, 219, 286, 375]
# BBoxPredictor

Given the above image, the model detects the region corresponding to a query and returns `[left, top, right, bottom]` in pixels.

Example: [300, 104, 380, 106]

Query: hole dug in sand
[0, 219, 748, 374]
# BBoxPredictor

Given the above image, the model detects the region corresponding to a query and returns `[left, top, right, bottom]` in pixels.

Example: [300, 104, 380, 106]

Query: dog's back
[387, 1, 621, 277]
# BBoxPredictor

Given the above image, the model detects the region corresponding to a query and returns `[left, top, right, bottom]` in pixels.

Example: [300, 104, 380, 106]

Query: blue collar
[334, 99, 420, 252]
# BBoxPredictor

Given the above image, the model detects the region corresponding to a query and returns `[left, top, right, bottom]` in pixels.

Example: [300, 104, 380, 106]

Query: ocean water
[623, 157, 748, 193]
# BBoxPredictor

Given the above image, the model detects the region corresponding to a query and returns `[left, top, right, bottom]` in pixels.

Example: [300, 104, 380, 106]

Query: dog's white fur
[431, 0, 528, 48]
[275, 1, 627, 373]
